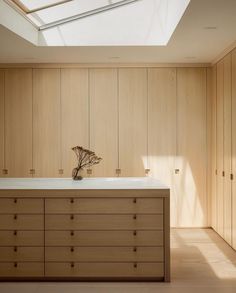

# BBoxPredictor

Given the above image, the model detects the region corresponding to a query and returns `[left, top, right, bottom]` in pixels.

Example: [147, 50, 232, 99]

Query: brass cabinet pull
[230, 174, 234, 180]
[133, 230, 137, 236]
[70, 231, 74, 236]
[133, 263, 137, 268]
[222, 171, 225, 177]
[145, 169, 150, 175]
[116, 169, 121, 175]
[29, 169, 35, 175]
[13, 230, 17, 236]
[2, 169, 8, 175]
[133, 247, 137, 252]
[14, 198, 17, 204]
[70, 247, 74, 252]
[14, 246, 17, 252]
[133, 214, 137, 220]
[14, 262, 18, 268]
[70, 198, 74, 204]
[14, 214, 17, 220]
[71, 262, 75, 268]
[175, 169, 180, 174]
[133, 198, 137, 204]
[70, 214, 74, 220]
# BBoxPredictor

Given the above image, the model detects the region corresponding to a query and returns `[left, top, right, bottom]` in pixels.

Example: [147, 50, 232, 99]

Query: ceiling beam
[27, 0, 73, 14]
[39, 0, 141, 31]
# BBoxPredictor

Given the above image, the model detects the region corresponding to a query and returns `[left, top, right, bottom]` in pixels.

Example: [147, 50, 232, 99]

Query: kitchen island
[0, 177, 170, 281]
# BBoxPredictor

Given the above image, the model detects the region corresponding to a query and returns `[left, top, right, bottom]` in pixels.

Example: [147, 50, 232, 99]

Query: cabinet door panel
[223, 54, 232, 244]
[5, 69, 32, 177]
[90, 69, 118, 176]
[216, 61, 224, 236]
[119, 68, 147, 176]
[232, 49, 236, 249]
[176, 68, 207, 227]
[148, 68, 176, 226]
[33, 69, 60, 177]
[0, 70, 4, 177]
[61, 69, 89, 177]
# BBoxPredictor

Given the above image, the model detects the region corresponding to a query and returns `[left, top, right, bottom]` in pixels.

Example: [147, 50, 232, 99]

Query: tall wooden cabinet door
[33, 69, 60, 177]
[216, 60, 224, 237]
[61, 69, 89, 177]
[119, 68, 147, 177]
[232, 49, 236, 249]
[0, 70, 4, 177]
[90, 69, 118, 177]
[148, 68, 177, 227]
[5, 69, 32, 177]
[211, 65, 217, 231]
[223, 54, 232, 245]
[176, 68, 207, 227]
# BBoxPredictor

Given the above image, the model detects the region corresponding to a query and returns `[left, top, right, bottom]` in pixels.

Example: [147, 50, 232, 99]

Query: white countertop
[0, 177, 168, 190]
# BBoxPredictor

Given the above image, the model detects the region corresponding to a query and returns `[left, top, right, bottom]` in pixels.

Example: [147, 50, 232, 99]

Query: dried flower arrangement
[71, 146, 102, 180]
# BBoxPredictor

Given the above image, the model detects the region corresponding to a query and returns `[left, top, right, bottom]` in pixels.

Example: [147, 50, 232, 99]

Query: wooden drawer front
[45, 198, 163, 214]
[0, 215, 44, 230]
[0, 247, 44, 262]
[0, 198, 43, 214]
[45, 215, 163, 230]
[45, 247, 164, 262]
[0, 262, 44, 277]
[0, 231, 44, 246]
[45, 262, 164, 278]
[45, 230, 163, 246]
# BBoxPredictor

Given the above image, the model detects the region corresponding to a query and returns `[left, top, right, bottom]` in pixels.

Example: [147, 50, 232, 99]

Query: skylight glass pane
[38, 0, 190, 46]
[17, 0, 64, 11]
[28, 0, 125, 26]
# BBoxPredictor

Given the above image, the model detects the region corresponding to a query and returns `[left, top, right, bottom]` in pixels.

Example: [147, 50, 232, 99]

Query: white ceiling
[0, 0, 236, 63]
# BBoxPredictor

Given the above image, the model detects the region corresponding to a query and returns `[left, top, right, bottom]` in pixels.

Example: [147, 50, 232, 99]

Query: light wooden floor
[1, 228, 236, 293]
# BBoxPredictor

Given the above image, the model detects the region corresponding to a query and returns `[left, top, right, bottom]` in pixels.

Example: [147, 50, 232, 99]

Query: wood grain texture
[90, 69, 118, 176]
[176, 68, 207, 227]
[148, 68, 177, 226]
[61, 69, 89, 177]
[211, 65, 217, 231]
[33, 69, 61, 177]
[223, 54, 232, 245]
[119, 68, 148, 176]
[4, 69, 32, 177]
[216, 60, 224, 237]
[232, 49, 236, 250]
[0, 70, 4, 177]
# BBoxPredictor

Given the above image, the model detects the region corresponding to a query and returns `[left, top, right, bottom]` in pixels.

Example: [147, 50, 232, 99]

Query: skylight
[8, 0, 191, 46]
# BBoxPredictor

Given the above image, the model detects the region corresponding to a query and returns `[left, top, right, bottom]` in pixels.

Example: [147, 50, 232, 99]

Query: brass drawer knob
[133, 247, 137, 252]
[2, 169, 8, 175]
[133, 214, 137, 220]
[133, 230, 137, 236]
[70, 231, 74, 236]
[14, 198, 17, 204]
[13, 230, 17, 236]
[14, 214, 17, 220]
[71, 262, 75, 268]
[222, 171, 225, 177]
[14, 246, 17, 252]
[116, 169, 121, 175]
[175, 169, 180, 174]
[133, 198, 137, 204]
[29, 169, 35, 175]
[231, 174, 234, 180]
[14, 262, 18, 268]
[70, 214, 74, 220]
[70, 198, 74, 204]
[133, 263, 137, 268]
[70, 247, 74, 252]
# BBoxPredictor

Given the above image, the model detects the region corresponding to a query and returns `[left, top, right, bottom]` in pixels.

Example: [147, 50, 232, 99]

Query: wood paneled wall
[211, 49, 236, 250]
[0, 66, 208, 228]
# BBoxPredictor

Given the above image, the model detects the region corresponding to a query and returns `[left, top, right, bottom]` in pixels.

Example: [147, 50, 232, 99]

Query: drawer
[0, 247, 44, 262]
[0, 215, 44, 230]
[0, 262, 44, 277]
[45, 246, 164, 262]
[0, 231, 44, 246]
[0, 198, 43, 214]
[45, 214, 163, 230]
[45, 230, 163, 246]
[45, 198, 163, 214]
[45, 262, 164, 278]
